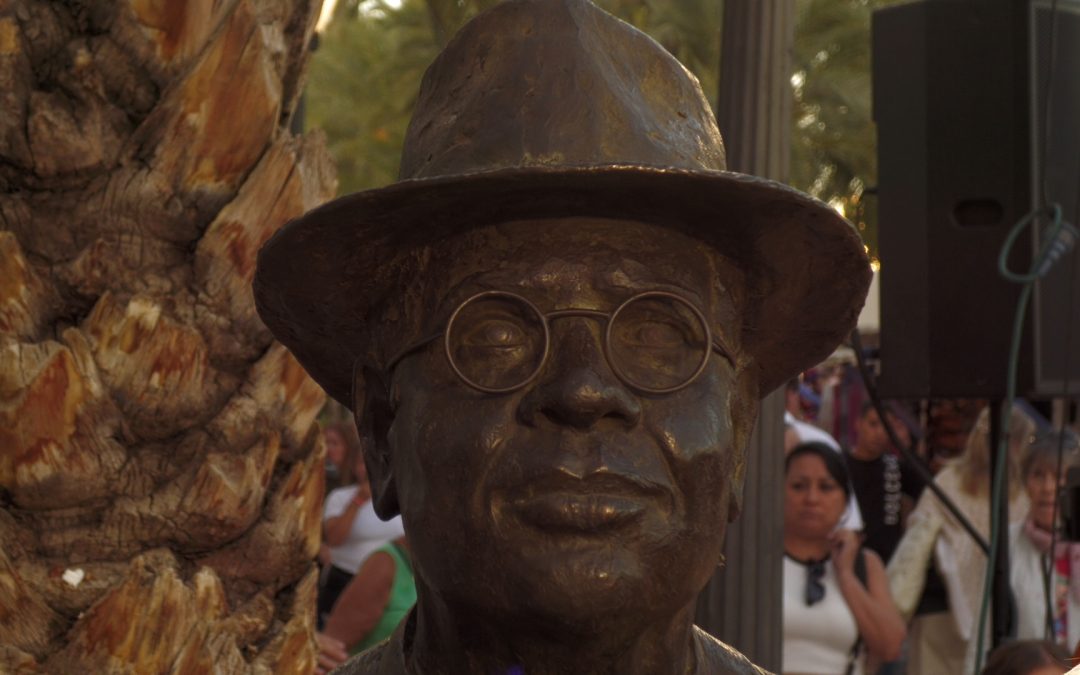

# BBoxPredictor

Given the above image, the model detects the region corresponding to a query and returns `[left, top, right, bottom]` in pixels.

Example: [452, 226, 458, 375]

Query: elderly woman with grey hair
[1010, 430, 1080, 651]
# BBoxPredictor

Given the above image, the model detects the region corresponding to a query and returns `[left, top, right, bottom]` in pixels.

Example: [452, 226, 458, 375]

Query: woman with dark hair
[1011, 431, 1080, 651]
[323, 422, 361, 494]
[981, 639, 1070, 675]
[783, 442, 906, 675]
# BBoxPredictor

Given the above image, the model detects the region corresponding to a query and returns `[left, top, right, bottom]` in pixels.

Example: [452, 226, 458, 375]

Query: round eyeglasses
[386, 290, 734, 395]
[384, 289, 730, 395]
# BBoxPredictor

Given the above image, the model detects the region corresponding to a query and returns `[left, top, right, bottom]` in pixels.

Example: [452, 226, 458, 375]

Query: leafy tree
[791, 0, 903, 259]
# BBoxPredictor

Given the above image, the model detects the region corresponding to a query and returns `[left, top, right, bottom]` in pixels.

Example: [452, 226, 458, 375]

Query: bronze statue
[254, 0, 871, 672]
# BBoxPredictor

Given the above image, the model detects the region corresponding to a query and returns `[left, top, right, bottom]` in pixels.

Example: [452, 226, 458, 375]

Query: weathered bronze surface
[253, 0, 870, 673]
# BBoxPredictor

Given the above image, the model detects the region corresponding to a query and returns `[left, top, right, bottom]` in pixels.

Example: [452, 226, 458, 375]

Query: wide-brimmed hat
[254, 0, 871, 406]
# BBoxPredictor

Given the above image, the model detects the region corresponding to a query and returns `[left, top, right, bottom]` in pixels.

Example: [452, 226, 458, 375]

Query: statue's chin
[506, 545, 689, 630]
[419, 538, 704, 644]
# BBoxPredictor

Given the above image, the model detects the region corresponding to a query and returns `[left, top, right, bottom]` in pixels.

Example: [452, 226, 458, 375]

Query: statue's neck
[403, 589, 698, 675]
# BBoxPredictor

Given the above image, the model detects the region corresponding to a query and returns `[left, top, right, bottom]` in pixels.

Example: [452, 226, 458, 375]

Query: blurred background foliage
[306, 0, 894, 259]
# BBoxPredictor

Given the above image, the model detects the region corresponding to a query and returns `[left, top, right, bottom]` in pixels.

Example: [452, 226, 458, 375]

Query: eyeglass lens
[445, 294, 547, 391]
[445, 293, 710, 392]
[608, 294, 709, 391]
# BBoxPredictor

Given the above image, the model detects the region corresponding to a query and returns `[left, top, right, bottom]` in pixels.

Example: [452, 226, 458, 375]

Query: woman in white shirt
[783, 442, 905, 675]
[1011, 430, 1080, 652]
[318, 437, 404, 626]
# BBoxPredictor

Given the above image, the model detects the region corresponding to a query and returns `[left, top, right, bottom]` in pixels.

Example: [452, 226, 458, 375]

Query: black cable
[1042, 91, 1080, 638]
[1043, 255, 1077, 640]
[850, 328, 990, 554]
[1043, 419, 1068, 640]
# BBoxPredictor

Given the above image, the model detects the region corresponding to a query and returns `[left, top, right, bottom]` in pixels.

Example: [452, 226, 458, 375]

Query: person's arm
[323, 495, 366, 547]
[886, 506, 943, 619]
[314, 632, 348, 675]
[323, 551, 396, 650]
[830, 529, 907, 663]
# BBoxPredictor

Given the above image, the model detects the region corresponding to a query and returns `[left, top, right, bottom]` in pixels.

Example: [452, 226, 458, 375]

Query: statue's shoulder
[692, 626, 773, 675]
[332, 624, 770, 674]
[330, 641, 397, 675]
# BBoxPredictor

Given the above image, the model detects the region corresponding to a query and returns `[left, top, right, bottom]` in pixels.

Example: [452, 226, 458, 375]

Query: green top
[352, 542, 417, 655]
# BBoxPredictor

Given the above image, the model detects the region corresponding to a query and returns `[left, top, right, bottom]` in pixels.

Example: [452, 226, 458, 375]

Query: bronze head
[254, 0, 869, 671]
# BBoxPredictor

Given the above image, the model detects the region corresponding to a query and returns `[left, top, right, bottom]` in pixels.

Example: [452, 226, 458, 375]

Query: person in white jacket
[887, 404, 1037, 675]
[1010, 430, 1080, 651]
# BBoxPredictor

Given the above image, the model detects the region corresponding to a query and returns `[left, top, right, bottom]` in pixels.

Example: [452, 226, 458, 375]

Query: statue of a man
[254, 1, 870, 673]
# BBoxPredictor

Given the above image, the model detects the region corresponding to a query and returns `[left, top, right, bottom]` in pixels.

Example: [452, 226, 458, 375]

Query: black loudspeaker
[1032, 1, 1080, 398]
[873, 0, 1080, 399]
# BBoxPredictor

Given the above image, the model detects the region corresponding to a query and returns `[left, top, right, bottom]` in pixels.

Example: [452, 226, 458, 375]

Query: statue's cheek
[646, 372, 736, 464]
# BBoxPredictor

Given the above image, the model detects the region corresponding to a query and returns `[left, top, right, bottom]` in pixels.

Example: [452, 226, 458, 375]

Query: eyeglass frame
[384, 289, 735, 396]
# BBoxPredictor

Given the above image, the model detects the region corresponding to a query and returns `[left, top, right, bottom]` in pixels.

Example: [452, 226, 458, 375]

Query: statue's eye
[460, 318, 528, 349]
[622, 320, 686, 348]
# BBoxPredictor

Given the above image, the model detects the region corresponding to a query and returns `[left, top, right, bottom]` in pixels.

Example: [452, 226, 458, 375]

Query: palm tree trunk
[0, 1, 336, 671]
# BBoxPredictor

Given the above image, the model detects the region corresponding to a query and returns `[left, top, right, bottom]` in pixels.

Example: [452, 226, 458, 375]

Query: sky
[317, 0, 405, 31]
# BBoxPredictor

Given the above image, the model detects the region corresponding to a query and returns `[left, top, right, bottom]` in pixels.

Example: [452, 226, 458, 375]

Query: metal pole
[988, 401, 1012, 652]
[694, 2, 794, 669]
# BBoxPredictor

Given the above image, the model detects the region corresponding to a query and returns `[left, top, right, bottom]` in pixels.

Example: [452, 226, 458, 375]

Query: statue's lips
[509, 492, 649, 532]
[492, 466, 672, 534]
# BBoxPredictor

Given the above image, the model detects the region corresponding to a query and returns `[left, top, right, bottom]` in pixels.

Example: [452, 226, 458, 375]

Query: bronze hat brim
[254, 164, 872, 407]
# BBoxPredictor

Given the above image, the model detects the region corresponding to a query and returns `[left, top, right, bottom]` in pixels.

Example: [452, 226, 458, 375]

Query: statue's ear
[353, 363, 400, 519]
[726, 359, 760, 524]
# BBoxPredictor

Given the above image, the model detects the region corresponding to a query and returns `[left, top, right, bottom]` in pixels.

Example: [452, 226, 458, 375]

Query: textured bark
[0, 0, 336, 671]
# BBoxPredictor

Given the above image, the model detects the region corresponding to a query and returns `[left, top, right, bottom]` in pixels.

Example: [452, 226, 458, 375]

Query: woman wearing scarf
[1011, 430, 1080, 651]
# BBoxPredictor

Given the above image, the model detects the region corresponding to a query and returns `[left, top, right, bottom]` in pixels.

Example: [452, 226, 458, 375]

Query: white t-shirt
[1010, 522, 1080, 649]
[782, 555, 863, 675]
[323, 484, 405, 574]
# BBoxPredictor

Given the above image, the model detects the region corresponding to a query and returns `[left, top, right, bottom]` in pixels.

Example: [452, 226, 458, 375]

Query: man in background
[846, 402, 926, 563]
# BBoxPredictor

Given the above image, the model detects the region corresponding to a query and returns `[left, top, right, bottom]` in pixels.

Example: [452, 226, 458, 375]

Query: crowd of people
[784, 374, 1080, 675]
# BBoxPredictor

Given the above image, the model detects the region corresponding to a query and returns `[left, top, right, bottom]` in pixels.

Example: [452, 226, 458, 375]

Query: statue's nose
[518, 321, 641, 430]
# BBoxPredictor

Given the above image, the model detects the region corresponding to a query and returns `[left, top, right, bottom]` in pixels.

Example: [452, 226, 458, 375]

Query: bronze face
[359, 218, 758, 636]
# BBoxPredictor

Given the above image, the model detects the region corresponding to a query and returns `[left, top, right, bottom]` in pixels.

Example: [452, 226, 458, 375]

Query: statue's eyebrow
[597, 269, 712, 315]
[430, 261, 719, 320]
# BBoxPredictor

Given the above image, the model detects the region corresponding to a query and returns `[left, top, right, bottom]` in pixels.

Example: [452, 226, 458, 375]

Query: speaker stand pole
[987, 400, 1011, 654]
